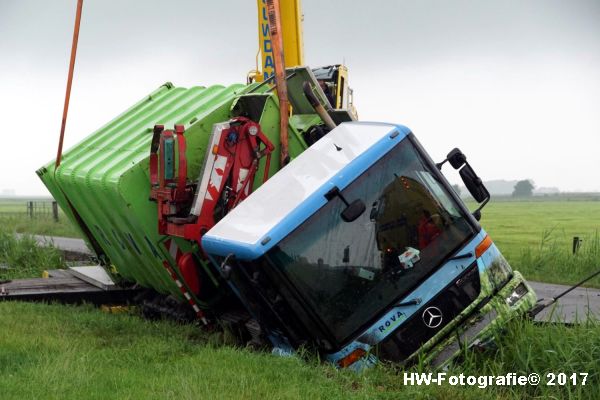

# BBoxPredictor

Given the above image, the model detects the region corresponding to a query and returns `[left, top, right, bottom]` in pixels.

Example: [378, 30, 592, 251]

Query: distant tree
[512, 180, 535, 197]
[452, 184, 462, 197]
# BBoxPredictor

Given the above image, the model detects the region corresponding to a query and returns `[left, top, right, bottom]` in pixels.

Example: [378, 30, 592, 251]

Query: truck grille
[377, 262, 480, 363]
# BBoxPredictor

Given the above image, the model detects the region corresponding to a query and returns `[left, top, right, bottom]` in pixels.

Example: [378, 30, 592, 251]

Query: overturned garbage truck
[38, 66, 536, 370]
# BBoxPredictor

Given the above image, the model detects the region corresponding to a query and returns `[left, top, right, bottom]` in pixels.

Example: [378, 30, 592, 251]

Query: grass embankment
[0, 301, 598, 400]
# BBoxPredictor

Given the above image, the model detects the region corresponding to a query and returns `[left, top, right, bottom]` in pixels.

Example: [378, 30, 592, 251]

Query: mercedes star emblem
[422, 306, 443, 329]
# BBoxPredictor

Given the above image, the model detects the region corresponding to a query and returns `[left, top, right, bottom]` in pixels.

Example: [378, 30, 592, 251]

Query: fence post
[572, 236, 582, 255]
[28, 201, 33, 219]
[52, 201, 59, 222]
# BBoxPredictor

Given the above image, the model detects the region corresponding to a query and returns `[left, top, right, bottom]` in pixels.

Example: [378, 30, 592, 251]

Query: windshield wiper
[397, 298, 422, 307]
[447, 252, 473, 262]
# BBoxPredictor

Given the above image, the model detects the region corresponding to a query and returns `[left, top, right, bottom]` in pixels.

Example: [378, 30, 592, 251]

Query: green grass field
[479, 200, 600, 261]
[0, 200, 29, 213]
[0, 197, 599, 399]
[0, 199, 81, 238]
[476, 199, 600, 287]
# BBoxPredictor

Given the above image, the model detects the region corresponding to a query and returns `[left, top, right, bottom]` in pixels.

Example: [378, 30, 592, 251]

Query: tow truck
[15, 0, 539, 369]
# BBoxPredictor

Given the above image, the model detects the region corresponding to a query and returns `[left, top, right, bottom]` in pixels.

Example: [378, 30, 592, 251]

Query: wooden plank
[0, 276, 102, 297]
[0, 274, 140, 305]
[46, 269, 75, 279]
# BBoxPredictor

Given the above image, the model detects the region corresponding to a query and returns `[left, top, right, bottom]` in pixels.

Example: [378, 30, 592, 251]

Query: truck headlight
[505, 283, 529, 307]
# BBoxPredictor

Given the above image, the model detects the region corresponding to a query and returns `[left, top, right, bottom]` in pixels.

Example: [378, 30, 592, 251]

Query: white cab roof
[204, 122, 398, 246]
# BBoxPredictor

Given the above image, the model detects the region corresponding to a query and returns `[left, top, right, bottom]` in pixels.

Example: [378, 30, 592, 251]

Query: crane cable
[50, 1, 106, 258]
[55, 0, 83, 169]
[528, 268, 600, 318]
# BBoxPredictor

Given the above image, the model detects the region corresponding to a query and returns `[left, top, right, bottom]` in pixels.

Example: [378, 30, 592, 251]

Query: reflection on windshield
[266, 136, 475, 343]
[374, 174, 466, 271]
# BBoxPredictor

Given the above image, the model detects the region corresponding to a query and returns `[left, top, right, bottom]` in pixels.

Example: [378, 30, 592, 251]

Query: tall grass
[0, 231, 65, 280]
[0, 301, 597, 400]
[517, 229, 600, 287]
[452, 317, 600, 399]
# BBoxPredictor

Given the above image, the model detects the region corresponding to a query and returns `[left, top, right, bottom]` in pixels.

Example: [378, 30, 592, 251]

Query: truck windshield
[264, 136, 476, 343]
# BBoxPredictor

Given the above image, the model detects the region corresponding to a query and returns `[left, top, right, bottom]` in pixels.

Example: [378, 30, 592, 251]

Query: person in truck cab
[418, 209, 442, 249]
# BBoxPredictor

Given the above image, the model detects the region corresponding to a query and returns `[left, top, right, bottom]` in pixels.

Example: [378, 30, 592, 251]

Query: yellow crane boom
[256, 0, 304, 81]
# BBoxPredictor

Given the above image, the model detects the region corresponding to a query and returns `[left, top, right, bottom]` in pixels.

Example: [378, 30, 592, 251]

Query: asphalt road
[528, 281, 600, 323]
[26, 234, 92, 255]
[25, 235, 600, 324]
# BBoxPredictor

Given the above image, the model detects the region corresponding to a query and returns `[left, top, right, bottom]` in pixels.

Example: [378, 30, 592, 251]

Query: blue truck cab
[202, 122, 537, 369]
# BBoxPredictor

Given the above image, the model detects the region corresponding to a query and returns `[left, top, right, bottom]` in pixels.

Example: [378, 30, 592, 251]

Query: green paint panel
[37, 82, 257, 299]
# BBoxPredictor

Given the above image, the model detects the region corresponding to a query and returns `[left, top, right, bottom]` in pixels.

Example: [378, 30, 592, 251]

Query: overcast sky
[1, 0, 599, 195]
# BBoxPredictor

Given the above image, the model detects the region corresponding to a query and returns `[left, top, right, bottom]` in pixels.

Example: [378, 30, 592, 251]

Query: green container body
[37, 82, 308, 301]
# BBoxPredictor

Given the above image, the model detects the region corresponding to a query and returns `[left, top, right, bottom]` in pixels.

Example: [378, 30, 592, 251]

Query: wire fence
[0, 201, 60, 221]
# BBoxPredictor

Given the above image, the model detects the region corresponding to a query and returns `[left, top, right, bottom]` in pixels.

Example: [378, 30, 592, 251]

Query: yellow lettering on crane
[256, 0, 304, 82]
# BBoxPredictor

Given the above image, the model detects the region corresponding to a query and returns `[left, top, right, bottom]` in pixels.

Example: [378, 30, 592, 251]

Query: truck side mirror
[448, 148, 467, 169]
[459, 164, 490, 221]
[436, 148, 466, 170]
[341, 199, 366, 222]
[325, 186, 366, 222]
[437, 147, 490, 220]
[460, 164, 488, 203]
